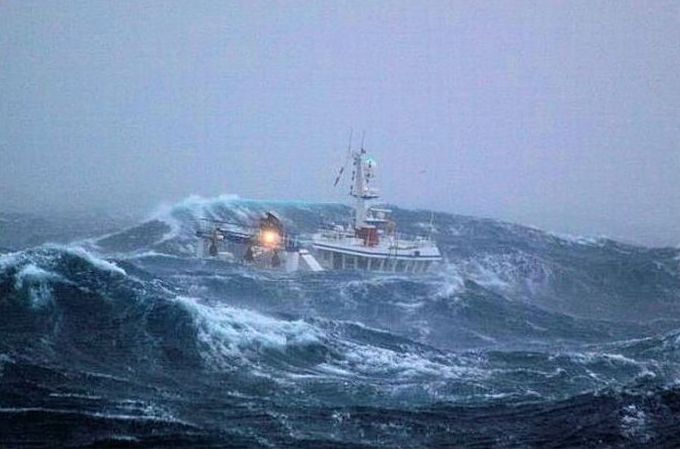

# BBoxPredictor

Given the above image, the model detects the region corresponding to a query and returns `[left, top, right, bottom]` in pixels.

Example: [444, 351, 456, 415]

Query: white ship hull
[312, 233, 442, 273]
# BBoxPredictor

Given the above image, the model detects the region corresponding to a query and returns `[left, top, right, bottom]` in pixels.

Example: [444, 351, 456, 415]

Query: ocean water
[1, 196, 679, 448]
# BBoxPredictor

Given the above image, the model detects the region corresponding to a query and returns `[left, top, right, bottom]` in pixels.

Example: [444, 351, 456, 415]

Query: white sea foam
[13, 264, 60, 307]
[14, 264, 60, 288]
[70, 247, 126, 275]
[121, 250, 181, 260]
[49, 392, 102, 400]
[105, 435, 139, 443]
[458, 251, 552, 295]
[314, 322, 487, 382]
[0, 244, 123, 279]
[0, 252, 61, 307]
[567, 351, 642, 368]
[0, 406, 186, 425]
[82, 370, 130, 382]
[175, 295, 485, 389]
[547, 231, 605, 246]
[332, 343, 484, 381]
[174, 296, 323, 368]
[620, 404, 651, 443]
[150, 194, 241, 243]
[435, 265, 466, 298]
[0, 251, 22, 271]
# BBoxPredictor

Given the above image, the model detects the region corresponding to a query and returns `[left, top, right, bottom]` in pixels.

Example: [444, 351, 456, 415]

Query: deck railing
[316, 229, 435, 249]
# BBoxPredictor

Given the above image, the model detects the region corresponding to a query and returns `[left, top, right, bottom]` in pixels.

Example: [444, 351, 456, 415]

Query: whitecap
[174, 296, 324, 367]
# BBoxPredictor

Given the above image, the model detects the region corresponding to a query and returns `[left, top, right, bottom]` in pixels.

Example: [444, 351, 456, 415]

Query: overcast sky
[1, 1, 678, 246]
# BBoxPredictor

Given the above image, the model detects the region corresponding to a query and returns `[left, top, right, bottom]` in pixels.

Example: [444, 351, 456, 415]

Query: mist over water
[1, 2, 679, 245]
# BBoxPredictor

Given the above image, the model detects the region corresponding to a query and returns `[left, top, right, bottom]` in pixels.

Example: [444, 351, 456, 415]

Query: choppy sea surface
[1, 196, 679, 448]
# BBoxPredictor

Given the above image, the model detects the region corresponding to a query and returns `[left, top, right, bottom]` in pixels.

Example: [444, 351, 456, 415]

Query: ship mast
[350, 145, 378, 230]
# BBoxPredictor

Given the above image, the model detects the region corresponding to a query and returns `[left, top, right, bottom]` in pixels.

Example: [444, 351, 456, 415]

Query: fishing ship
[310, 139, 442, 273]
[196, 137, 442, 273]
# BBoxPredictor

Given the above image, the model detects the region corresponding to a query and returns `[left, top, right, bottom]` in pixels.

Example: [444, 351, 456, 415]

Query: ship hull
[311, 242, 441, 273]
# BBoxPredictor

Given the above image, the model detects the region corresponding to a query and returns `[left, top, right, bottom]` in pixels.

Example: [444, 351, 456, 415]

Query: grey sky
[1, 1, 678, 246]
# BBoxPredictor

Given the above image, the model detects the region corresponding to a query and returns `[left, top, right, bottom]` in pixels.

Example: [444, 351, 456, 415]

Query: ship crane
[195, 212, 323, 272]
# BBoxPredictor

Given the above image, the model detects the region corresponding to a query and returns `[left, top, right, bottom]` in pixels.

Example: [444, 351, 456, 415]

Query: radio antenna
[333, 129, 353, 187]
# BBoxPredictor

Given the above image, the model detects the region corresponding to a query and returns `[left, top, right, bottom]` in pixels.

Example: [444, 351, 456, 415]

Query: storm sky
[1, 1, 678, 246]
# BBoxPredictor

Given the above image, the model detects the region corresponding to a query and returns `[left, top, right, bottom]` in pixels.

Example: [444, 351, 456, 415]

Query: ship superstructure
[311, 141, 442, 273]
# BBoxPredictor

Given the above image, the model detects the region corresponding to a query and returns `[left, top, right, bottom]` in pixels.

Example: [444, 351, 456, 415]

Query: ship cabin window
[344, 255, 356, 269]
[395, 260, 406, 272]
[357, 256, 368, 270]
[332, 252, 342, 269]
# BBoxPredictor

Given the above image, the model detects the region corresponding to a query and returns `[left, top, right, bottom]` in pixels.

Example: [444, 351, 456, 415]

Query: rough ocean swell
[1, 196, 680, 448]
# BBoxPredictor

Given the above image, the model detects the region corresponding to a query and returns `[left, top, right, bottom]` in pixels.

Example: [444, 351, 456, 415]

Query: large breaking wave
[1, 196, 679, 448]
